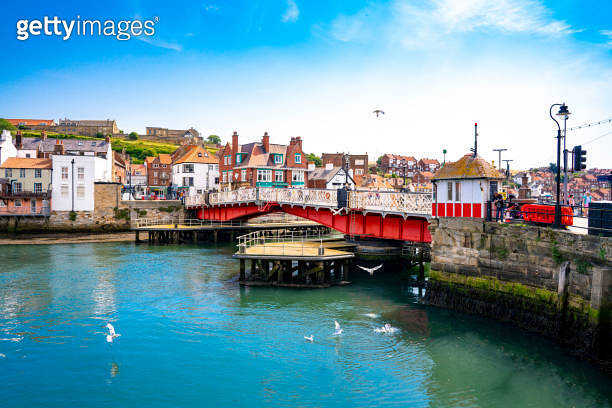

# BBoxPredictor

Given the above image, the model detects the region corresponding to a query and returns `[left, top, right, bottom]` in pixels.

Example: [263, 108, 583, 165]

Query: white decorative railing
[196, 187, 433, 216]
[349, 191, 432, 214]
[185, 194, 206, 208]
[209, 188, 257, 205]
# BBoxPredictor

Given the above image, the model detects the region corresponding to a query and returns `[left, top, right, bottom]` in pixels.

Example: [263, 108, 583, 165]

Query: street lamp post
[493, 148, 508, 171]
[549, 103, 570, 228]
[401, 159, 407, 190]
[442, 149, 447, 166]
[559, 107, 571, 204]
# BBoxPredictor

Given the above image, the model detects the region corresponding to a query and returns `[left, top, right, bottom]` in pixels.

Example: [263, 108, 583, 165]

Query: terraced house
[0, 157, 52, 216]
[218, 132, 308, 188]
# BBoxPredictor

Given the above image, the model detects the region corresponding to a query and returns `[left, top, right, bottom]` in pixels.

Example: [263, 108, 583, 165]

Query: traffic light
[573, 145, 587, 171]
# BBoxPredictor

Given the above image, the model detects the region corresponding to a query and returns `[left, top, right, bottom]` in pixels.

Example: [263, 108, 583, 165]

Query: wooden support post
[213, 230, 218, 244]
[135, 230, 140, 242]
[418, 250, 425, 282]
[240, 259, 246, 281]
[250, 260, 256, 277]
[344, 259, 350, 281]
[229, 230, 234, 242]
[324, 261, 331, 283]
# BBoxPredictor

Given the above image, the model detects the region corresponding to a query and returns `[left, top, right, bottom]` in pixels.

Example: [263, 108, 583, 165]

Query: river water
[0, 242, 610, 407]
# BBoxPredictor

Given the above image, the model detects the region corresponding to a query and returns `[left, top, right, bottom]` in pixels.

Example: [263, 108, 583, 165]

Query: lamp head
[556, 104, 571, 118]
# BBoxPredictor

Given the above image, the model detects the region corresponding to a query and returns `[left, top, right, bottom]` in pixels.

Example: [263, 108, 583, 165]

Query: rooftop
[0, 157, 52, 169]
[432, 154, 503, 180]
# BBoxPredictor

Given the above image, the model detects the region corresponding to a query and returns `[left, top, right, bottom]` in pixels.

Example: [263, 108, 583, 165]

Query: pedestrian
[568, 194, 576, 215]
[584, 192, 591, 217]
[494, 193, 504, 222]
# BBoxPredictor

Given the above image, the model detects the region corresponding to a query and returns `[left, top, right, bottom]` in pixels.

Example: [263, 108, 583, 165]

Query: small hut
[431, 154, 503, 218]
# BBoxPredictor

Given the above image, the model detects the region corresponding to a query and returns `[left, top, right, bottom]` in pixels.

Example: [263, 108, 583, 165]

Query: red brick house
[218, 132, 308, 188]
[418, 158, 441, 173]
[321, 153, 369, 176]
[380, 154, 418, 176]
[145, 154, 172, 188]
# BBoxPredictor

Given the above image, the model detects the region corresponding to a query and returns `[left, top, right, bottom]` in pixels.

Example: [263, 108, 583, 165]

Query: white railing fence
[236, 228, 326, 256]
[188, 187, 433, 215]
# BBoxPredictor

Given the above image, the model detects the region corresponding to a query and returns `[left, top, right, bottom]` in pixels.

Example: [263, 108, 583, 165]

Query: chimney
[325, 162, 334, 171]
[307, 161, 315, 171]
[295, 136, 302, 150]
[262, 132, 270, 153]
[232, 131, 239, 158]
[53, 139, 65, 155]
[15, 130, 23, 150]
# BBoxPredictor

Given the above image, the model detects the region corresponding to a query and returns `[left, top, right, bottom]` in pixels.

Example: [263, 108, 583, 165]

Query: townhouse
[321, 153, 369, 176]
[0, 157, 52, 215]
[172, 145, 219, 195]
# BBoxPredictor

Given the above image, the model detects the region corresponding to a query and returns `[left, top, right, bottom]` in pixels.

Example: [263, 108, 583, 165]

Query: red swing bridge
[185, 188, 434, 243]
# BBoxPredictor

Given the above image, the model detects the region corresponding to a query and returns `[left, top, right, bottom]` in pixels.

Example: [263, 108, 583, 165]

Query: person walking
[583, 192, 591, 217]
[568, 194, 576, 215]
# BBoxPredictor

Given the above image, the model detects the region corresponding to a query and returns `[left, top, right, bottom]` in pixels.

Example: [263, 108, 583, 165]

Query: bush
[0, 118, 17, 132]
[128, 132, 139, 140]
[95, 132, 104, 138]
[69, 211, 77, 221]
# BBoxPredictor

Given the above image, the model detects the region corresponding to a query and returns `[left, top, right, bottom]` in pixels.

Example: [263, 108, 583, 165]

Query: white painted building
[431, 154, 503, 218]
[51, 155, 112, 211]
[0, 130, 17, 165]
[307, 163, 355, 190]
[172, 145, 219, 195]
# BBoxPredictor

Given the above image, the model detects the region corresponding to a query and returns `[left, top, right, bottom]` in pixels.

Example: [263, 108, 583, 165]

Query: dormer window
[294, 153, 301, 164]
[198, 152, 202, 157]
[236, 154, 242, 164]
[274, 154, 283, 164]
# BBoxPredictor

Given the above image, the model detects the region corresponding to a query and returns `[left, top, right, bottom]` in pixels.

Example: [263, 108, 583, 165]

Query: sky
[1, 0, 612, 169]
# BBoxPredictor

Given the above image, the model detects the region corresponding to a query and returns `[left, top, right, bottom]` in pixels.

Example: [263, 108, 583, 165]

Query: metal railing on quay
[236, 228, 327, 257]
[132, 217, 246, 229]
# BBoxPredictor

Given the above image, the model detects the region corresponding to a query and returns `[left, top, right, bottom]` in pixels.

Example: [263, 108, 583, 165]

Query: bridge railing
[349, 190, 432, 214]
[200, 187, 433, 216]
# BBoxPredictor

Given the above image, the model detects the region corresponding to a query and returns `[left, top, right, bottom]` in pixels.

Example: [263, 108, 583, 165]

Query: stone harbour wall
[426, 217, 612, 371]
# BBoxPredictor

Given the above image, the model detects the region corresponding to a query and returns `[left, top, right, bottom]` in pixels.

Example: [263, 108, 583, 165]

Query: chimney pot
[262, 132, 270, 153]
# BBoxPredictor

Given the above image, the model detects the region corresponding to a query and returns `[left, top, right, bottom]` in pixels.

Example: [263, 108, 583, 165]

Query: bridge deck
[133, 220, 320, 231]
[235, 241, 355, 261]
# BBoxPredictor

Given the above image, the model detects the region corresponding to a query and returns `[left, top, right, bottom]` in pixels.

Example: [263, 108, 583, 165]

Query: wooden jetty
[234, 230, 355, 288]
[131, 217, 330, 244]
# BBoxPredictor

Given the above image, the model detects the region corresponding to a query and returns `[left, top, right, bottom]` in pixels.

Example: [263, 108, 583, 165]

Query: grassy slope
[16, 131, 219, 164]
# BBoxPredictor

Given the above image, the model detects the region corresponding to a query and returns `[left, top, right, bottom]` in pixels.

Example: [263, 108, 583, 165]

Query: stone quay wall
[426, 217, 612, 370]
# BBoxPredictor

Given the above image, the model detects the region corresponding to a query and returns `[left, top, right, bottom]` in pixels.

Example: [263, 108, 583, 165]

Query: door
[30, 199, 37, 214]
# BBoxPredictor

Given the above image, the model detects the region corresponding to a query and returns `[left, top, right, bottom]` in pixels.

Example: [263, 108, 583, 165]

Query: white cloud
[329, 0, 577, 49]
[601, 30, 612, 46]
[137, 36, 183, 51]
[282, 0, 299, 23]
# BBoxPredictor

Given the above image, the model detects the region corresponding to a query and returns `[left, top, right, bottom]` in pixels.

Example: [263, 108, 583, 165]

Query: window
[77, 167, 84, 180]
[19, 168, 25, 177]
[0, 200, 4, 207]
[13, 183, 22, 193]
[34, 183, 42, 193]
[5, 169, 11, 177]
[455, 182, 461, 201]
[224, 155, 231, 165]
[35, 168, 42, 178]
[228, 171, 233, 181]
[355, 159, 364, 165]
[162, 164, 166, 168]
[153, 171, 159, 177]
[275, 171, 283, 182]
[292, 170, 304, 182]
[236, 154, 242, 164]
[61, 167, 68, 180]
[241, 169, 247, 181]
[197, 189, 202, 194]
[154, 178, 159, 185]
[14, 199, 22, 207]
[447, 182, 453, 201]
[183, 177, 194, 186]
[489, 181, 498, 201]
[295, 153, 301, 163]
[153, 163, 159, 168]
[161, 173, 168, 179]
[355, 169, 364, 175]
[25, 153, 31, 158]
[183, 164, 194, 173]
[61, 185, 69, 198]
[77, 185, 85, 199]
[257, 169, 272, 182]
[222, 172, 227, 183]
[274, 154, 283, 164]
[198, 152, 203, 158]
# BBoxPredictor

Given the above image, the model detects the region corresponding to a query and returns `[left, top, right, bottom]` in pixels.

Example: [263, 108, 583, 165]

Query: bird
[304, 335, 314, 342]
[373, 109, 385, 117]
[333, 320, 343, 336]
[105, 322, 120, 343]
[357, 264, 383, 275]
[374, 323, 398, 334]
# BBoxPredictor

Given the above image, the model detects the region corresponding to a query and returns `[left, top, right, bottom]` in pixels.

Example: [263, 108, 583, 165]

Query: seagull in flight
[373, 109, 385, 117]
[304, 335, 314, 342]
[333, 320, 343, 336]
[357, 264, 383, 275]
[106, 323, 121, 343]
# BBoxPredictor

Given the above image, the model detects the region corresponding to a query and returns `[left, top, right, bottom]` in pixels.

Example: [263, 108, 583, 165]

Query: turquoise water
[0, 242, 610, 408]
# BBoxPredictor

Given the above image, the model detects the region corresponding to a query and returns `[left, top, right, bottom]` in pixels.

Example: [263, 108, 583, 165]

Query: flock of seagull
[105, 263, 392, 345]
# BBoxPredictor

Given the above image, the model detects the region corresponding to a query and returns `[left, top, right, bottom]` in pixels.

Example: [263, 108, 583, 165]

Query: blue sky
[1, 0, 612, 168]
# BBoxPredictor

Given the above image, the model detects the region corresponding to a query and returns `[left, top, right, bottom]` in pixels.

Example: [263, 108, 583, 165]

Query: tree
[0, 118, 16, 132]
[376, 156, 383, 166]
[95, 132, 104, 138]
[128, 131, 139, 140]
[548, 162, 558, 174]
[206, 135, 222, 144]
[306, 153, 322, 167]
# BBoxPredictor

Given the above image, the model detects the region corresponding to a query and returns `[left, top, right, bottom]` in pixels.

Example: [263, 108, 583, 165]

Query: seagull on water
[333, 320, 343, 336]
[106, 323, 121, 343]
[304, 335, 314, 342]
[374, 323, 398, 334]
[357, 264, 383, 275]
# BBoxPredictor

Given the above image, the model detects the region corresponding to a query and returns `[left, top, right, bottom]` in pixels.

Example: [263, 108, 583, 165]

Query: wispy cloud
[137, 36, 183, 52]
[204, 5, 219, 12]
[282, 0, 299, 23]
[329, 0, 577, 49]
[601, 30, 612, 46]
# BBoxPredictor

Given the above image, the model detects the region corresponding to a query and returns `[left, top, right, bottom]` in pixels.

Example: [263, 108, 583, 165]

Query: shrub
[128, 132, 139, 140]
[69, 211, 77, 221]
